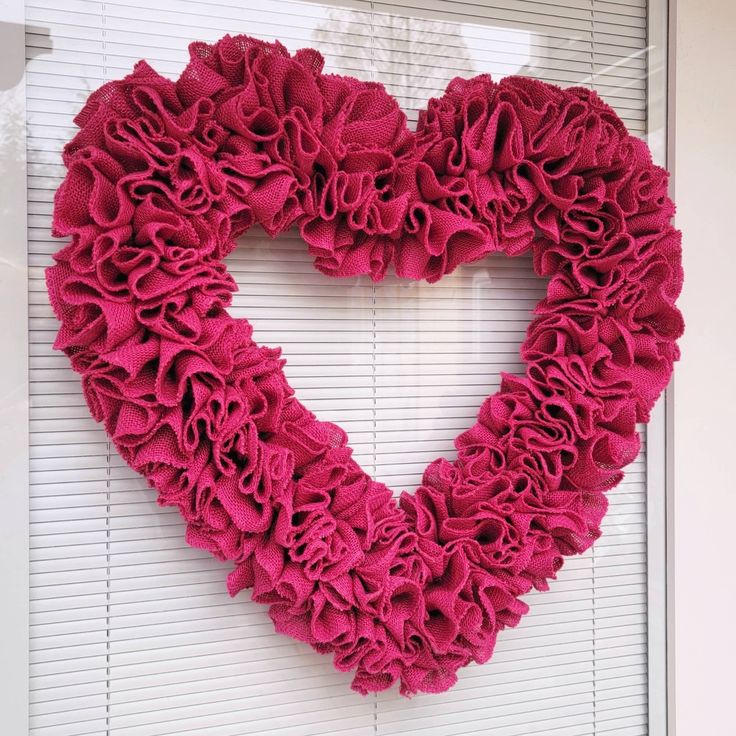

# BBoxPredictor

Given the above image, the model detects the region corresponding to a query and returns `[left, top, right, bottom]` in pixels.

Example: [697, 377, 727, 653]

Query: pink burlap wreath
[47, 34, 684, 696]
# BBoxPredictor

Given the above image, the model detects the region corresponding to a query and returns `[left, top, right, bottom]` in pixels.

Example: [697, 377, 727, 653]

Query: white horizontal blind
[26, 1, 655, 734]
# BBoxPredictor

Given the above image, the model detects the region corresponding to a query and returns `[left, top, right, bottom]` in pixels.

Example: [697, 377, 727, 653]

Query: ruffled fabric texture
[46, 34, 684, 696]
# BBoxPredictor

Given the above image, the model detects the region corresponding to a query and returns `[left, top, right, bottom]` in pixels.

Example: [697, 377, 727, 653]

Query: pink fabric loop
[47, 33, 684, 696]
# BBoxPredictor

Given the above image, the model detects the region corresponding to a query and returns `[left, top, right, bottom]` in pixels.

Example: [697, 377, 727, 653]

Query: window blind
[26, 1, 655, 734]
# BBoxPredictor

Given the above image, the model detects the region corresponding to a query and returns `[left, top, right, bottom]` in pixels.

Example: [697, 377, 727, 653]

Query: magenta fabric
[46, 34, 684, 696]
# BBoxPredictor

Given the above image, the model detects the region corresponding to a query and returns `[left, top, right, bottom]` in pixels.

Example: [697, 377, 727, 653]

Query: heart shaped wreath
[47, 34, 683, 696]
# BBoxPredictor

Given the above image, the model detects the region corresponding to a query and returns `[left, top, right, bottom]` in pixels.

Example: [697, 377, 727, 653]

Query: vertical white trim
[647, 1, 674, 733]
[665, 2, 678, 733]
[0, 0, 29, 732]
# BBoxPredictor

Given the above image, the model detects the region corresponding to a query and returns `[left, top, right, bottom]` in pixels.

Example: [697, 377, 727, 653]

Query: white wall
[672, 1, 736, 733]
